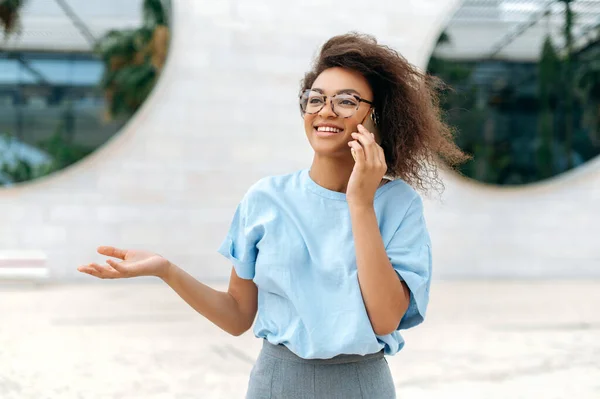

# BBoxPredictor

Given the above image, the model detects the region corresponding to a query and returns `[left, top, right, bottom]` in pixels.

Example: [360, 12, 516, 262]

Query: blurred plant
[536, 35, 560, 179]
[0, 0, 25, 36]
[576, 58, 600, 145]
[427, 2, 600, 186]
[95, 0, 171, 120]
[1, 0, 171, 186]
[0, 121, 95, 186]
[0, 131, 51, 185]
[559, 0, 575, 169]
[34, 119, 94, 178]
[427, 30, 472, 84]
[1, 158, 35, 184]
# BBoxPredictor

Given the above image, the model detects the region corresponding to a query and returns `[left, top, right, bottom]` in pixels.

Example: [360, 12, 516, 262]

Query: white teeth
[316, 127, 342, 133]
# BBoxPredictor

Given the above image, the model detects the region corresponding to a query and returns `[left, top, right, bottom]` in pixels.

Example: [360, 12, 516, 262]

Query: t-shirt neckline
[302, 168, 399, 201]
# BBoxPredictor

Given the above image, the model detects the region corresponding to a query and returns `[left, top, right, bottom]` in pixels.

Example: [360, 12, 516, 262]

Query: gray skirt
[246, 339, 396, 399]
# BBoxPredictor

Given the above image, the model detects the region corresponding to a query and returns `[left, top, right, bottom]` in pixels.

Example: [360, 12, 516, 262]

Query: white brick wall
[1, 0, 598, 281]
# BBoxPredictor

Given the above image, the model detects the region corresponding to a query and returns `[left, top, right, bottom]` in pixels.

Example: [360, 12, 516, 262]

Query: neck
[309, 153, 355, 193]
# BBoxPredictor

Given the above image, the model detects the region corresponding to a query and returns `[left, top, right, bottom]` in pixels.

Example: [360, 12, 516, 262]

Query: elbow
[372, 314, 400, 336]
[229, 325, 250, 337]
[373, 323, 398, 337]
[228, 321, 253, 337]
[373, 303, 409, 336]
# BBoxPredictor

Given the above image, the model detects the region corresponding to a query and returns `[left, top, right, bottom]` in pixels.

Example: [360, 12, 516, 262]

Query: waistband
[261, 339, 385, 365]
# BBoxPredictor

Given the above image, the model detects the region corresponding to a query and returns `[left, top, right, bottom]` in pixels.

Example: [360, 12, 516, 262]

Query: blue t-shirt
[217, 168, 432, 359]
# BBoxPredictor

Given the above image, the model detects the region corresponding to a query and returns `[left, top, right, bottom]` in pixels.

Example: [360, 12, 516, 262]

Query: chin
[307, 131, 348, 152]
[309, 141, 348, 158]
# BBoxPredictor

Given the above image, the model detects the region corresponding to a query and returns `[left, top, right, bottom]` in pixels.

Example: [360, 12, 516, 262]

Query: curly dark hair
[301, 32, 470, 193]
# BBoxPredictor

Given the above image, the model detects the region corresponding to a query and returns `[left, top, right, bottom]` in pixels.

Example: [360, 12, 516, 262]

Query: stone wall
[1, 0, 598, 281]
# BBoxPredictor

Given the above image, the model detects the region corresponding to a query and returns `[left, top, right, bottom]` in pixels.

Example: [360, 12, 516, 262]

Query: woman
[78, 33, 467, 398]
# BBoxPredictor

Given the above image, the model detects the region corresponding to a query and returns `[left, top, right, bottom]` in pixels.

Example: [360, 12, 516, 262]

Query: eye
[335, 96, 358, 107]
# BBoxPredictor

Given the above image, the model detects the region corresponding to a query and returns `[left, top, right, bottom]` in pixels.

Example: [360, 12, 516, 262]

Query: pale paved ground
[1, 281, 599, 399]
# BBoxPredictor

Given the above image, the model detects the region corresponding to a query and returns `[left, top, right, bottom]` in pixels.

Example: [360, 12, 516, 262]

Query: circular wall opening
[427, 0, 600, 186]
[0, 0, 172, 187]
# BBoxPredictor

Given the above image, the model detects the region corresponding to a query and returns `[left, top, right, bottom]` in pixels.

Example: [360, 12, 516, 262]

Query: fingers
[351, 125, 376, 162]
[79, 246, 132, 279]
[359, 124, 387, 168]
[350, 124, 386, 170]
[348, 140, 365, 166]
[106, 259, 129, 276]
[97, 246, 127, 260]
[357, 124, 375, 141]
[77, 262, 122, 279]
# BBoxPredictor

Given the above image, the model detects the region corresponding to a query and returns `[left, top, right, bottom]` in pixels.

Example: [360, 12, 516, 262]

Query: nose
[318, 98, 337, 118]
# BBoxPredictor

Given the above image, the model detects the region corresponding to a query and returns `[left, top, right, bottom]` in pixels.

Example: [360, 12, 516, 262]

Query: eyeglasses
[299, 89, 373, 118]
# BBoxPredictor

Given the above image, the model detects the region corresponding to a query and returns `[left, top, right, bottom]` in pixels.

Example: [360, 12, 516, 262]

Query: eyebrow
[311, 88, 361, 96]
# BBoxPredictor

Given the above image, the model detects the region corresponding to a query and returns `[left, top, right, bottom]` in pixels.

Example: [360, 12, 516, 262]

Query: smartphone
[361, 111, 380, 142]
[352, 111, 380, 162]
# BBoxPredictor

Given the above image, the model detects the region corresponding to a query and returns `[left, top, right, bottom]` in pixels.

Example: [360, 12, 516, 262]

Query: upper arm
[218, 188, 262, 333]
[227, 266, 258, 333]
[386, 195, 432, 330]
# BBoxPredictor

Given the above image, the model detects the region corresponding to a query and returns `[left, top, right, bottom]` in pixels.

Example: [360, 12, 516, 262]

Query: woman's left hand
[346, 124, 388, 208]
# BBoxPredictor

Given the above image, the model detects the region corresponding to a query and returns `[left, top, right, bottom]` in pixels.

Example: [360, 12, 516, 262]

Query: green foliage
[0, 1, 171, 186]
[561, 0, 576, 169]
[429, 20, 600, 185]
[143, 0, 169, 27]
[0, 0, 26, 36]
[36, 123, 95, 172]
[0, 0, 25, 9]
[94, 0, 170, 119]
[0, 123, 95, 185]
[576, 58, 600, 143]
[538, 36, 561, 102]
[1, 158, 35, 184]
[536, 35, 561, 179]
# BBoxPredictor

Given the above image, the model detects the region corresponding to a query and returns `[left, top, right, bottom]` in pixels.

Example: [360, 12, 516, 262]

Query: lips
[314, 125, 344, 134]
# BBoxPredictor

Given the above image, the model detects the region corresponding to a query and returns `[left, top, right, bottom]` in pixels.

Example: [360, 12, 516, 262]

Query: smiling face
[303, 67, 374, 158]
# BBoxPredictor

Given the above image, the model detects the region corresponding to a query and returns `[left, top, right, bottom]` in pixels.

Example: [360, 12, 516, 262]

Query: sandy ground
[1, 280, 599, 399]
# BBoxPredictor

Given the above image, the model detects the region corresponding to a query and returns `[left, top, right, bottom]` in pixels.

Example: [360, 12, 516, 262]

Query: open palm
[78, 246, 170, 279]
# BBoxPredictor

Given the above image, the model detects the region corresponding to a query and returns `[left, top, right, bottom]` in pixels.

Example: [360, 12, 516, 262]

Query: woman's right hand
[78, 246, 171, 280]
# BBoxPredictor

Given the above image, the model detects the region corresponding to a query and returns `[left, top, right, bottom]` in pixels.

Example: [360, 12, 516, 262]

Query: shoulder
[380, 180, 430, 245]
[242, 169, 303, 205]
[377, 178, 427, 235]
[379, 177, 422, 208]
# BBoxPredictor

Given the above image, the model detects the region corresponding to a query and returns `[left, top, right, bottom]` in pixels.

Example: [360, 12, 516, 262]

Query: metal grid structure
[436, 0, 600, 60]
[0, 0, 143, 52]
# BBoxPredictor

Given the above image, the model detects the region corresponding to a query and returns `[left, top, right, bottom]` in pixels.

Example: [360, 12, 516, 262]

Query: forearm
[350, 204, 409, 335]
[161, 262, 250, 336]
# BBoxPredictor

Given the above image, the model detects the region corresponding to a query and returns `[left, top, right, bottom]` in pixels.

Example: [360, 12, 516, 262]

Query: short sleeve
[217, 194, 263, 280]
[386, 194, 432, 330]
